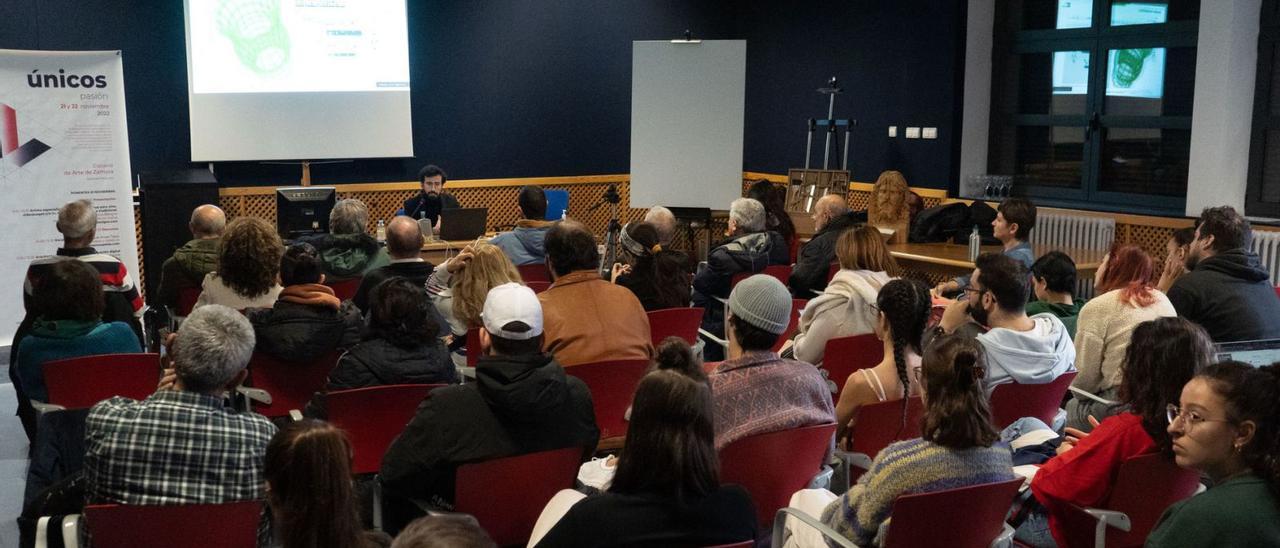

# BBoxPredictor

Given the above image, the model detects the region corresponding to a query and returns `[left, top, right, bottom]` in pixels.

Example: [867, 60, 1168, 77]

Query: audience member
[1025, 251, 1084, 338]
[84, 305, 276, 505]
[490, 185, 553, 265]
[610, 222, 691, 311]
[353, 216, 433, 312]
[403, 164, 460, 229]
[155, 204, 225, 310]
[380, 283, 598, 532]
[1017, 317, 1213, 546]
[1146, 361, 1280, 546]
[939, 253, 1075, 396]
[934, 197, 1037, 297]
[539, 220, 652, 366]
[1156, 226, 1196, 293]
[709, 275, 834, 455]
[643, 206, 678, 247]
[747, 179, 796, 245]
[306, 278, 455, 419]
[426, 241, 522, 350]
[1067, 243, 1175, 430]
[1167, 206, 1280, 342]
[786, 334, 1015, 547]
[789, 193, 867, 297]
[392, 515, 495, 548]
[15, 260, 141, 403]
[831, 279, 931, 444]
[868, 170, 912, 244]
[194, 216, 284, 310]
[246, 243, 362, 363]
[531, 367, 756, 547]
[905, 191, 925, 226]
[265, 420, 389, 548]
[694, 197, 788, 360]
[790, 225, 897, 365]
[299, 198, 390, 281]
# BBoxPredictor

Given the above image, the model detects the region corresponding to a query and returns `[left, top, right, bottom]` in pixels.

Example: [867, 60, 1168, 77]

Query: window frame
[1246, 0, 1280, 218]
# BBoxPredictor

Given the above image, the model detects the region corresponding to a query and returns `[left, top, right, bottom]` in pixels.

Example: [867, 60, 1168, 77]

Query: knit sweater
[193, 273, 282, 311]
[1071, 289, 1175, 397]
[791, 269, 892, 365]
[709, 351, 834, 454]
[821, 437, 1015, 546]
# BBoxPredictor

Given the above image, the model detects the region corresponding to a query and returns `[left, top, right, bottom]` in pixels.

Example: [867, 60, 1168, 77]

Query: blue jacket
[16, 319, 141, 402]
[490, 220, 553, 266]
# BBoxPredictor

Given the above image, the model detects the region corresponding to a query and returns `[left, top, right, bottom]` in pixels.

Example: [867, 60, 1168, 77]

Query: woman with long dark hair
[748, 179, 796, 244]
[611, 222, 691, 311]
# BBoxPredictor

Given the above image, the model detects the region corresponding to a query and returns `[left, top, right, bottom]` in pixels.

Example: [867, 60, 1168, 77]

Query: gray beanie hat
[728, 274, 792, 334]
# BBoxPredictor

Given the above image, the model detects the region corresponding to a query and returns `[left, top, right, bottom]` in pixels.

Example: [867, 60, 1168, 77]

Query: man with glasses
[938, 253, 1075, 398]
[403, 164, 460, 231]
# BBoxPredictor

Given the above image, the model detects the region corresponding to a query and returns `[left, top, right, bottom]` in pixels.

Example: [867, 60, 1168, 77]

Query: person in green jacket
[1025, 251, 1085, 338]
[1148, 361, 1280, 547]
[155, 204, 224, 310]
[298, 198, 390, 280]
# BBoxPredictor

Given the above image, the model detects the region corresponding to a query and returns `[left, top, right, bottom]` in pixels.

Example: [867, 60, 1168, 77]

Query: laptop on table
[439, 207, 488, 241]
[1213, 339, 1280, 367]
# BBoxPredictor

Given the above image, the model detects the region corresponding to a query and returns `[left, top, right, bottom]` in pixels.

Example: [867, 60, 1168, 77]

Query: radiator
[1250, 230, 1280, 287]
[1028, 213, 1115, 299]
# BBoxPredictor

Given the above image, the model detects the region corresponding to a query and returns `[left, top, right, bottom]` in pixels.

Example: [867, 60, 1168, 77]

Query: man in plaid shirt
[83, 304, 276, 506]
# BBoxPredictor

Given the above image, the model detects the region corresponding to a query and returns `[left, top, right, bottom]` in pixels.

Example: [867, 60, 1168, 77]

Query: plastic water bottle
[968, 225, 981, 262]
[376, 219, 386, 244]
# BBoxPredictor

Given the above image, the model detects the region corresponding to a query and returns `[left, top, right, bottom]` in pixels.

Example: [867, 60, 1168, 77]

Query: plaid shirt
[84, 389, 277, 505]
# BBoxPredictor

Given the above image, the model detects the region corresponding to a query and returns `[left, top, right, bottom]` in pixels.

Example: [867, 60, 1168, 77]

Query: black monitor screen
[276, 187, 336, 239]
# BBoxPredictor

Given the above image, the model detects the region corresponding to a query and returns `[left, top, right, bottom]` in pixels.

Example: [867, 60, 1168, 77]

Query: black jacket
[402, 192, 461, 226]
[353, 261, 435, 312]
[379, 352, 598, 514]
[788, 211, 866, 297]
[692, 231, 789, 338]
[246, 300, 363, 363]
[533, 486, 758, 548]
[304, 337, 456, 419]
[1167, 248, 1280, 343]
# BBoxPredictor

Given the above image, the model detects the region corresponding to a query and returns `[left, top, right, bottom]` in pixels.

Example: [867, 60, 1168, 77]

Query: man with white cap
[708, 274, 834, 454]
[380, 283, 599, 534]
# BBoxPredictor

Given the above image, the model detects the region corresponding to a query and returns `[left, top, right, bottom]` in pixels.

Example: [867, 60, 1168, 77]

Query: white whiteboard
[630, 40, 745, 209]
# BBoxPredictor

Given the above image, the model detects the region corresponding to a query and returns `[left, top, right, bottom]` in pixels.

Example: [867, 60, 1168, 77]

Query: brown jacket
[539, 270, 653, 366]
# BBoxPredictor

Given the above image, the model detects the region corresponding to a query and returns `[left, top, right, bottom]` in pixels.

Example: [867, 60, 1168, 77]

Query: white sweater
[791, 269, 892, 364]
[1072, 288, 1176, 395]
[192, 273, 281, 311]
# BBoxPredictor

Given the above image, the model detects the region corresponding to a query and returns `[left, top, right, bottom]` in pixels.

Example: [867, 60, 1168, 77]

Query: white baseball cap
[480, 282, 544, 340]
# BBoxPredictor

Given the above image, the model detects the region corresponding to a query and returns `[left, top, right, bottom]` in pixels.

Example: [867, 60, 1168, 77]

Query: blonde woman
[426, 240, 523, 351]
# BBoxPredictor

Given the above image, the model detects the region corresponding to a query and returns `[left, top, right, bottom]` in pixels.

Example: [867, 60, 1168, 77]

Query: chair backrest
[527, 280, 552, 294]
[772, 298, 808, 353]
[731, 265, 794, 289]
[465, 327, 482, 367]
[455, 446, 582, 546]
[177, 286, 202, 317]
[326, 384, 439, 474]
[720, 422, 837, 527]
[247, 351, 341, 418]
[821, 334, 884, 401]
[848, 397, 925, 472]
[988, 371, 1078, 429]
[563, 359, 651, 439]
[84, 500, 262, 548]
[1057, 452, 1201, 548]
[544, 189, 569, 220]
[324, 277, 362, 301]
[647, 307, 704, 346]
[826, 263, 839, 284]
[517, 263, 551, 283]
[882, 477, 1024, 548]
[43, 353, 161, 409]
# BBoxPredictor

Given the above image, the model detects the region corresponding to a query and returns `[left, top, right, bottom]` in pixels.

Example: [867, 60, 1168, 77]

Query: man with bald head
[352, 216, 435, 312]
[788, 193, 867, 297]
[643, 206, 678, 247]
[156, 204, 226, 311]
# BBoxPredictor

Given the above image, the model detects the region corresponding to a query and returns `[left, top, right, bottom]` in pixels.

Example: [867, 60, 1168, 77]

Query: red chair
[517, 263, 551, 283]
[647, 307, 704, 346]
[246, 351, 341, 418]
[1056, 453, 1201, 548]
[527, 281, 552, 294]
[772, 298, 808, 353]
[454, 446, 582, 546]
[731, 265, 793, 289]
[465, 327, 482, 367]
[825, 263, 840, 285]
[843, 397, 925, 485]
[80, 500, 262, 548]
[1274, 285, 1280, 299]
[42, 353, 161, 410]
[324, 277, 363, 301]
[820, 334, 883, 401]
[326, 384, 439, 475]
[176, 286, 201, 317]
[988, 371, 1078, 429]
[564, 359, 651, 440]
[882, 477, 1024, 547]
[720, 422, 837, 528]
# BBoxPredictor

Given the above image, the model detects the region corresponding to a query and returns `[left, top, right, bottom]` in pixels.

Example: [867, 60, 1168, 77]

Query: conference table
[886, 242, 1106, 285]
[419, 238, 486, 265]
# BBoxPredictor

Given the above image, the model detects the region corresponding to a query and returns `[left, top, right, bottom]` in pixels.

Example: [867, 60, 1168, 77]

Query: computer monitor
[1213, 339, 1280, 368]
[276, 187, 336, 239]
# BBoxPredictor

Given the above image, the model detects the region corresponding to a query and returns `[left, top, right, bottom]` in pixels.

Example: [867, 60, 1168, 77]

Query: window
[988, 0, 1200, 214]
[1247, 1, 1280, 218]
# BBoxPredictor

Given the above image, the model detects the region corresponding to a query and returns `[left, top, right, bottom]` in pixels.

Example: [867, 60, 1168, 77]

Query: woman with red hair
[1065, 243, 1176, 430]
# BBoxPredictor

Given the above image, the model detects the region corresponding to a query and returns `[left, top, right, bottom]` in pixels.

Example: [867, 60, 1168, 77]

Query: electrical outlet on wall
[888, 125, 897, 137]
[922, 127, 938, 139]
[905, 126, 921, 139]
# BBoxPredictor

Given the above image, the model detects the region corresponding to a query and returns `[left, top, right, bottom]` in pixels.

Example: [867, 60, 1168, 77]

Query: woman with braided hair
[610, 222, 691, 311]
[832, 278, 931, 444]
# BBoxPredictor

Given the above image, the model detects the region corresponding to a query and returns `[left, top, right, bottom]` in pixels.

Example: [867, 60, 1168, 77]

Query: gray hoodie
[976, 313, 1076, 396]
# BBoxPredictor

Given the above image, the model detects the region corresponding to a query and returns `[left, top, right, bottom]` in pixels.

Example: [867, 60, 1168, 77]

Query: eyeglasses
[962, 286, 988, 298]
[1166, 404, 1234, 430]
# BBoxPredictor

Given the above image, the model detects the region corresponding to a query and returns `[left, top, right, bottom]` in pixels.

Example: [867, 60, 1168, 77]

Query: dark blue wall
[0, 1, 966, 190]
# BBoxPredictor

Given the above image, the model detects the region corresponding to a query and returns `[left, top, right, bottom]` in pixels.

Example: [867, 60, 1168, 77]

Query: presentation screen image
[1052, 2, 1168, 100]
[188, 0, 409, 94]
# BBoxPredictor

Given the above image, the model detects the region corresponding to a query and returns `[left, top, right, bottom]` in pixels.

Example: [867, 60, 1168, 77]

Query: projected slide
[188, 0, 409, 94]
[1051, 2, 1168, 99]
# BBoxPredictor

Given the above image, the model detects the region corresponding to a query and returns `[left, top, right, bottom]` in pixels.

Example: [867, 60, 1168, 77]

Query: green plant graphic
[1111, 48, 1153, 89]
[216, 0, 291, 74]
